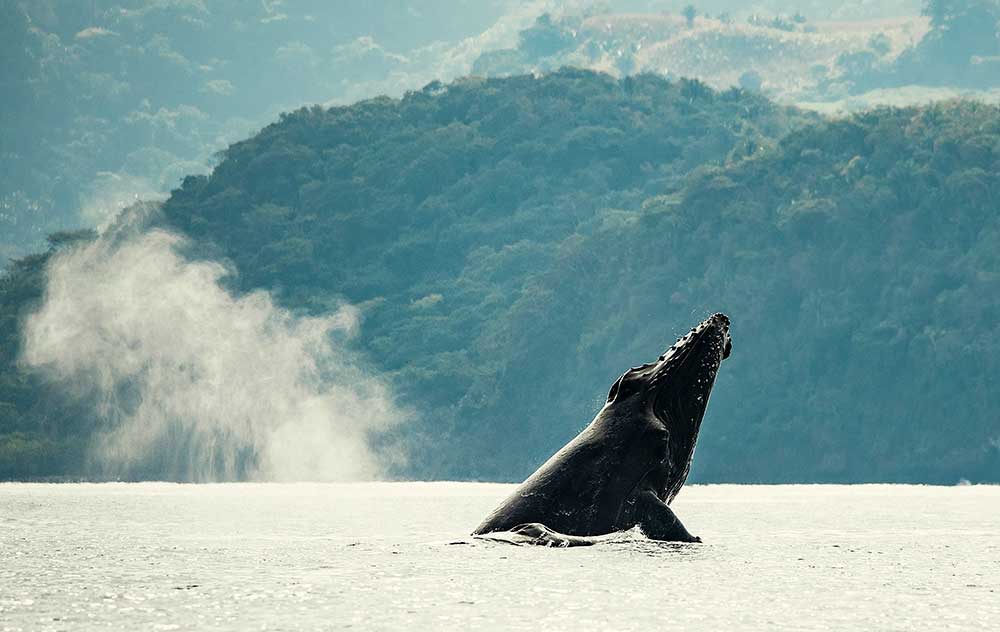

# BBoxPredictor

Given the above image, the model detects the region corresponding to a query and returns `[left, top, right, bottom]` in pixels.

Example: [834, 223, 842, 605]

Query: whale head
[606, 312, 731, 410]
[604, 312, 732, 498]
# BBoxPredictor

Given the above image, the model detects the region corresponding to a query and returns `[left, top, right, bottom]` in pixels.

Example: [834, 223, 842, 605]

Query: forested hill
[163, 71, 807, 300]
[2, 70, 998, 482]
[518, 102, 1000, 483]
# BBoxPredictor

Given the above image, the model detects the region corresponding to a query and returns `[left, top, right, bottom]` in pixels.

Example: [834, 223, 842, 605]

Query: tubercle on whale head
[605, 313, 732, 417]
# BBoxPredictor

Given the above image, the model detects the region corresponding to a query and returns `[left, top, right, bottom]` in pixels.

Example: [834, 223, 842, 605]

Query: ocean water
[1, 483, 997, 631]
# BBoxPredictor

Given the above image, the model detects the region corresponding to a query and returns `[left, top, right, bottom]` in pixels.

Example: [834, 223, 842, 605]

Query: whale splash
[22, 211, 404, 481]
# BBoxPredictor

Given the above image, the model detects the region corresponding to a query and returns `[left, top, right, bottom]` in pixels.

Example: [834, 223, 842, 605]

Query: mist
[21, 213, 403, 481]
[80, 172, 166, 229]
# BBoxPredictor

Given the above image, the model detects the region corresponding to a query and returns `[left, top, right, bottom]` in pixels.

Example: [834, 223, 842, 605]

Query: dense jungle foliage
[2, 69, 998, 482]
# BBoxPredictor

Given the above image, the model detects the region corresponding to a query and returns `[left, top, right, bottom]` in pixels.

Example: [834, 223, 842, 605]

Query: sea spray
[22, 210, 403, 481]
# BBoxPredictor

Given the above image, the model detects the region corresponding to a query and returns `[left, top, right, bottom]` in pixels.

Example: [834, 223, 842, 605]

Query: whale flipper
[476, 523, 611, 547]
[508, 523, 599, 547]
[626, 489, 700, 543]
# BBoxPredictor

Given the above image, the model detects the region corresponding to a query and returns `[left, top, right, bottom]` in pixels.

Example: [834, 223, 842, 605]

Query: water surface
[2, 483, 997, 630]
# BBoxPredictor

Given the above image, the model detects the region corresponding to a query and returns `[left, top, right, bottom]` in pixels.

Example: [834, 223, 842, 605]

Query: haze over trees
[3, 0, 993, 263]
[0, 0, 529, 259]
[1, 70, 997, 483]
[473, 1, 1000, 108]
[888, 0, 1000, 87]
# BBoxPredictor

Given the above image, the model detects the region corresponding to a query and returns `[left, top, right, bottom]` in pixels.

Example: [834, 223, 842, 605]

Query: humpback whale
[473, 313, 732, 546]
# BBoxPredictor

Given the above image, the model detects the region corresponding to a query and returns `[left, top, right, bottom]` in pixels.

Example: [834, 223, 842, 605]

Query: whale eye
[607, 370, 644, 403]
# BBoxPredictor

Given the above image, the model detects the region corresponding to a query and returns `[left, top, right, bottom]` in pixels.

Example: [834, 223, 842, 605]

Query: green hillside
[2, 69, 998, 482]
[510, 101, 1000, 482]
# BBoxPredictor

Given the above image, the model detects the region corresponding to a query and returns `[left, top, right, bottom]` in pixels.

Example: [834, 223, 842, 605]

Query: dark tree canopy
[683, 5, 698, 27]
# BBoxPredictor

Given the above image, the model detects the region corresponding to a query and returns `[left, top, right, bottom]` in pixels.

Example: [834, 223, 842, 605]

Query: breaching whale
[473, 313, 732, 546]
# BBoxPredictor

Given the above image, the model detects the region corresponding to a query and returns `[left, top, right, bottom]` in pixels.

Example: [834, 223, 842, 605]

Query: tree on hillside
[869, 0, 1000, 89]
[682, 5, 697, 28]
[921, 0, 1000, 41]
[518, 13, 577, 58]
[739, 70, 763, 92]
[922, 0, 969, 27]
